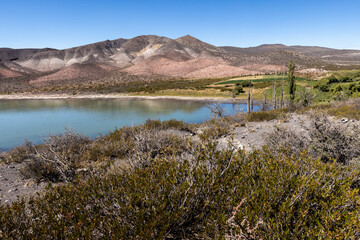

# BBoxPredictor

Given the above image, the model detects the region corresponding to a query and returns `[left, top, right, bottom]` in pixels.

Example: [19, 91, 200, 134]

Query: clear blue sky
[1, 0, 359, 50]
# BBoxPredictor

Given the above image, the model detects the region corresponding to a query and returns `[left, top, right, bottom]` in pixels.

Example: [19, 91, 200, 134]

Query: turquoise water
[0, 99, 260, 150]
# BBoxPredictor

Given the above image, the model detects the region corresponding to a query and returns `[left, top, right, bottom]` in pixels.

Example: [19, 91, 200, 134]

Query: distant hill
[1, 35, 360, 86]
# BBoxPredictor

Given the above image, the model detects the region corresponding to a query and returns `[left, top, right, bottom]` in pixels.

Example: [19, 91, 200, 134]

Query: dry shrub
[327, 98, 360, 120]
[198, 111, 246, 142]
[17, 130, 91, 182]
[1, 147, 359, 239]
[86, 120, 198, 169]
[265, 113, 360, 164]
[309, 113, 360, 164]
[246, 108, 288, 122]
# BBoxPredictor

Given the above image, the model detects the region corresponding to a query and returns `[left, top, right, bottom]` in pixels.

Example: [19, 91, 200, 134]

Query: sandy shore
[0, 93, 248, 103]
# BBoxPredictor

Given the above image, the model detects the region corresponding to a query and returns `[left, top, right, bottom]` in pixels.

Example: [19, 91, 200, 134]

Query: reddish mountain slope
[0, 35, 359, 86]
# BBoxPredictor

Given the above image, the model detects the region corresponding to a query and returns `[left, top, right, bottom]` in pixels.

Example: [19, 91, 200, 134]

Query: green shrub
[314, 78, 330, 92]
[232, 85, 244, 95]
[241, 80, 253, 87]
[328, 74, 339, 84]
[1, 147, 359, 239]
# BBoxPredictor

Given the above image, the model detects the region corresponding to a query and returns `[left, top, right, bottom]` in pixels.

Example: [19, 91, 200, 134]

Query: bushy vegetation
[216, 76, 305, 85]
[7, 130, 91, 182]
[246, 108, 288, 122]
[266, 112, 360, 164]
[1, 144, 359, 239]
[314, 71, 360, 100]
[299, 98, 360, 120]
[35, 78, 224, 95]
[2, 100, 360, 238]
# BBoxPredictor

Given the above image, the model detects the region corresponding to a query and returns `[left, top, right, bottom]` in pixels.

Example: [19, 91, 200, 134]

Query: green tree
[288, 60, 296, 106]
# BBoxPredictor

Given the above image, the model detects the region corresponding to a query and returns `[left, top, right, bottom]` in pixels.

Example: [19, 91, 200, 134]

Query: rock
[341, 118, 348, 123]
[76, 168, 89, 173]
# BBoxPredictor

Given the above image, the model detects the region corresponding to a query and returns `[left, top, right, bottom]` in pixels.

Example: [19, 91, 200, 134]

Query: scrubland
[1, 97, 360, 239]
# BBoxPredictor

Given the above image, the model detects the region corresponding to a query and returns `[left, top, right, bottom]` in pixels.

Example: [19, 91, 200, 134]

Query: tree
[280, 78, 284, 108]
[288, 60, 296, 106]
[272, 82, 277, 109]
[247, 87, 251, 113]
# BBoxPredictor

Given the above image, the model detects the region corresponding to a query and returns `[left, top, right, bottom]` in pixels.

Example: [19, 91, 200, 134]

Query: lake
[0, 99, 261, 150]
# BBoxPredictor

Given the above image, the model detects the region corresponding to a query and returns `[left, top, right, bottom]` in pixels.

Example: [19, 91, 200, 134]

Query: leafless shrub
[265, 113, 360, 164]
[207, 103, 226, 118]
[124, 128, 198, 170]
[309, 113, 360, 164]
[265, 126, 310, 156]
[298, 88, 317, 107]
[20, 129, 91, 182]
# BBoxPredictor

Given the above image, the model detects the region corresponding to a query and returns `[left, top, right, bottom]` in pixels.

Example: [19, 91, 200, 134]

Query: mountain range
[1, 35, 360, 88]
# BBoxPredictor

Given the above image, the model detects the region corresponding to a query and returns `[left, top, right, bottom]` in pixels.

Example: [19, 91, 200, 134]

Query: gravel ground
[0, 161, 47, 204]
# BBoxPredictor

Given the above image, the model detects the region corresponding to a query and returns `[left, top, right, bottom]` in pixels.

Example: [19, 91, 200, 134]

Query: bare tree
[250, 85, 254, 112]
[272, 83, 277, 109]
[280, 78, 284, 108]
[247, 87, 251, 113]
[207, 103, 226, 118]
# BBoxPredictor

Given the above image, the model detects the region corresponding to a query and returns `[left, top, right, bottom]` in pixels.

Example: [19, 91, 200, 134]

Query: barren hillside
[1, 35, 360, 88]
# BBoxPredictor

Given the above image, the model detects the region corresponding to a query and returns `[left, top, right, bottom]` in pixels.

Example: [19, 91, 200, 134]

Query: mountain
[1, 35, 360, 86]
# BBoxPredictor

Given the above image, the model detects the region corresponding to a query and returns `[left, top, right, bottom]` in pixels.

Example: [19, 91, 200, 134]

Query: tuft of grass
[246, 108, 288, 122]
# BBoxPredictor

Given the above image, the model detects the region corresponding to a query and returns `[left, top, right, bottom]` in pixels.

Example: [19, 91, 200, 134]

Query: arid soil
[0, 161, 47, 204]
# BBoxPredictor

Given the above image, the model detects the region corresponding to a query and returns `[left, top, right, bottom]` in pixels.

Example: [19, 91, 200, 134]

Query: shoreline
[0, 93, 251, 103]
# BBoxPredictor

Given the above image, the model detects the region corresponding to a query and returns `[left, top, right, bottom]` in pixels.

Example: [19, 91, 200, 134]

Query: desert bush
[143, 118, 194, 133]
[326, 98, 360, 120]
[23, 130, 91, 182]
[207, 103, 226, 118]
[7, 130, 91, 182]
[227, 148, 360, 239]
[265, 113, 360, 164]
[1, 146, 359, 239]
[246, 108, 288, 122]
[5, 140, 34, 163]
[309, 113, 360, 164]
[298, 88, 317, 107]
[86, 122, 198, 168]
[265, 126, 310, 157]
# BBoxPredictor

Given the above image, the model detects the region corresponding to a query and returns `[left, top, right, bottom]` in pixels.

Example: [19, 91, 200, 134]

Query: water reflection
[0, 99, 260, 150]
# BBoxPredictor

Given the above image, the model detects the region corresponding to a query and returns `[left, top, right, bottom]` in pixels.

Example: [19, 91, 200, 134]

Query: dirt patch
[0, 161, 47, 204]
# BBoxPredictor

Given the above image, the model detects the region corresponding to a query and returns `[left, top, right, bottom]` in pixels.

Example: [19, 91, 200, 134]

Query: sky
[1, 0, 359, 50]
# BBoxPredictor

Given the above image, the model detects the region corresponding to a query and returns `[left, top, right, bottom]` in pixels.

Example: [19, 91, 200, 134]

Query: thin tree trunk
[250, 86, 254, 112]
[272, 83, 277, 109]
[247, 87, 251, 113]
[280, 78, 284, 108]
